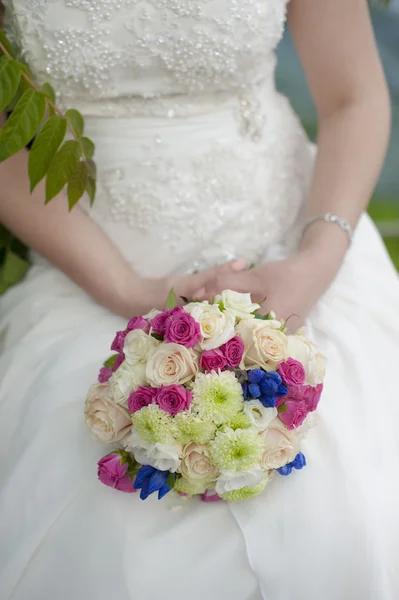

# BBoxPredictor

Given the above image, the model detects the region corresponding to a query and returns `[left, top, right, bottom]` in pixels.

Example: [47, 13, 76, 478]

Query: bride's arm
[194, 0, 391, 323]
[288, 0, 391, 278]
[0, 111, 243, 316]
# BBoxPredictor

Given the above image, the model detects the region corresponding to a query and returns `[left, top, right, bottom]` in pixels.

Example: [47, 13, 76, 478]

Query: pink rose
[151, 306, 184, 336]
[155, 384, 192, 416]
[282, 383, 323, 413]
[303, 383, 323, 412]
[200, 490, 222, 503]
[128, 386, 157, 413]
[164, 311, 201, 348]
[220, 335, 244, 368]
[111, 330, 126, 353]
[200, 349, 227, 373]
[278, 358, 306, 387]
[98, 366, 113, 383]
[278, 400, 308, 430]
[97, 452, 136, 493]
[113, 352, 125, 371]
[126, 316, 150, 334]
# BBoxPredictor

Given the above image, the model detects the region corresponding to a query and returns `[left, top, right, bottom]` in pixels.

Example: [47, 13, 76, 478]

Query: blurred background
[276, 1, 399, 267]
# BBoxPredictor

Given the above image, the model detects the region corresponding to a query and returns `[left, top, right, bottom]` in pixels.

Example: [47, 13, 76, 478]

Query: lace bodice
[5, 0, 288, 112]
[4, 1, 314, 278]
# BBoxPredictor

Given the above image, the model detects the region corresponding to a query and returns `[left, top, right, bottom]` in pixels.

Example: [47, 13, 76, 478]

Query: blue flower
[259, 377, 278, 396]
[134, 465, 171, 500]
[277, 383, 288, 397]
[277, 452, 307, 476]
[248, 383, 261, 398]
[276, 464, 293, 476]
[242, 381, 249, 400]
[259, 394, 276, 408]
[247, 369, 264, 384]
[292, 452, 306, 470]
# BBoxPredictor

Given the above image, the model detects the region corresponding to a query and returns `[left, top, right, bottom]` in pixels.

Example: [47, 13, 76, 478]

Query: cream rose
[180, 442, 219, 482]
[260, 418, 299, 470]
[287, 335, 326, 386]
[109, 361, 146, 405]
[243, 400, 277, 431]
[146, 342, 199, 386]
[184, 302, 235, 350]
[236, 318, 288, 371]
[84, 383, 131, 443]
[214, 290, 260, 320]
[123, 329, 159, 365]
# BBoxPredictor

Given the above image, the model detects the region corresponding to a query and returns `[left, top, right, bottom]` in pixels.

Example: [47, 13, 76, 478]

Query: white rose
[184, 302, 235, 350]
[123, 329, 159, 365]
[236, 318, 288, 371]
[109, 361, 146, 405]
[126, 430, 181, 471]
[146, 342, 199, 386]
[84, 383, 131, 443]
[259, 418, 299, 470]
[243, 400, 277, 432]
[214, 290, 260, 320]
[287, 335, 326, 386]
[215, 467, 265, 495]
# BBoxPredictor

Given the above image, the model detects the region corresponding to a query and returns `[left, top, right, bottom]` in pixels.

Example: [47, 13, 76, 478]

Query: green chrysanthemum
[220, 473, 270, 502]
[132, 404, 173, 444]
[211, 427, 263, 471]
[225, 411, 252, 431]
[174, 476, 208, 496]
[173, 413, 217, 445]
[192, 371, 244, 425]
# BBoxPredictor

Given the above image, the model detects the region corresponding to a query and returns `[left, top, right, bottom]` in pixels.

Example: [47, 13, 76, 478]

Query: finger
[183, 260, 246, 297]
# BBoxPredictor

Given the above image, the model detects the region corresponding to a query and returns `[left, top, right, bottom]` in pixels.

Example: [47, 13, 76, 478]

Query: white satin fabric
[1, 1, 399, 599]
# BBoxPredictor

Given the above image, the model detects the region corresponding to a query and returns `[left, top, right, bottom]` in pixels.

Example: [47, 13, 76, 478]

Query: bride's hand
[194, 252, 340, 332]
[131, 260, 247, 317]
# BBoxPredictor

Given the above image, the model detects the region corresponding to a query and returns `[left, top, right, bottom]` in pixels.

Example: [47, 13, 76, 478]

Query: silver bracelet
[303, 212, 354, 247]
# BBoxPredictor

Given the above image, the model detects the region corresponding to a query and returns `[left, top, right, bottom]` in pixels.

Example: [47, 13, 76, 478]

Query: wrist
[298, 220, 348, 272]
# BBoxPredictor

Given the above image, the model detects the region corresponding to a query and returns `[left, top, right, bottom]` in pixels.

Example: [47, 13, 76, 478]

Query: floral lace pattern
[4, 0, 288, 103]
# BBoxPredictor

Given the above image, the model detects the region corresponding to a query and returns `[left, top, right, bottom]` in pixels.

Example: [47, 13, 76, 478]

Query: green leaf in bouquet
[0, 30, 15, 58]
[0, 88, 46, 162]
[0, 57, 21, 112]
[103, 353, 119, 368]
[65, 108, 84, 137]
[67, 160, 89, 210]
[179, 296, 189, 304]
[218, 300, 225, 311]
[81, 136, 95, 160]
[151, 332, 163, 341]
[86, 158, 96, 179]
[28, 115, 67, 191]
[45, 139, 81, 203]
[5, 64, 33, 112]
[277, 402, 287, 414]
[40, 82, 56, 104]
[167, 473, 176, 490]
[165, 288, 177, 309]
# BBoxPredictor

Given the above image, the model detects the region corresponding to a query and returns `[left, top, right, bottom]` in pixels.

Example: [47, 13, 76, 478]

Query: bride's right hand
[133, 260, 247, 316]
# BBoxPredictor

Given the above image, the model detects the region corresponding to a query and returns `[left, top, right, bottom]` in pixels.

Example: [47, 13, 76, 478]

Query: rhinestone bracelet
[303, 212, 354, 247]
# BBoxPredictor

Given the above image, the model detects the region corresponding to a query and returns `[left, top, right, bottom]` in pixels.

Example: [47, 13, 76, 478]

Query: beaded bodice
[4, 1, 314, 277]
[5, 1, 287, 110]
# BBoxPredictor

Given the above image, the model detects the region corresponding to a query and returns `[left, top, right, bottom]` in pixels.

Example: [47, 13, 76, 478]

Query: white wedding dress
[1, 1, 399, 599]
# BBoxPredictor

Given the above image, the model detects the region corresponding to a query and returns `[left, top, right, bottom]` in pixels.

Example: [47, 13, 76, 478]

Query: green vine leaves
[0, 29, 97, 210]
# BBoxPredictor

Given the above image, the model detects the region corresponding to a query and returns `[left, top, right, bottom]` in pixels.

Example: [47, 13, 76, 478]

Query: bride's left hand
[194, 252, 338, 332]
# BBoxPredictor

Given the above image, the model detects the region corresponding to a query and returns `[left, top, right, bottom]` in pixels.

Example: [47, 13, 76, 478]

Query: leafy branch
[0, 29, 96, 210]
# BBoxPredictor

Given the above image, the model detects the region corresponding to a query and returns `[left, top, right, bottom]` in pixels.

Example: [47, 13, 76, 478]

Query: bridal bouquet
[84, 290, 325, 502]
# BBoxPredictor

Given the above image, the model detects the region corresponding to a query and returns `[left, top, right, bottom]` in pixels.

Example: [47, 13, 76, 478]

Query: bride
[1, 1, 398, 598]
